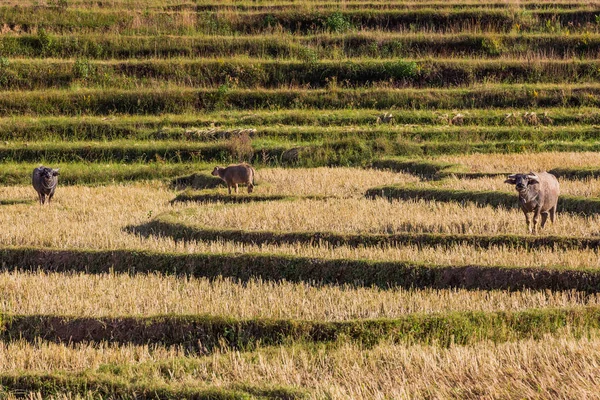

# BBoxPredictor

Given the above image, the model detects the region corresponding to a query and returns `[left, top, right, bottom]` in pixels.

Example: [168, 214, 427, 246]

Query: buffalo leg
[228, 185, 232, 194]
[234, 184, 238, 193]
[524, 211, 531, 233]
[532, 208, 541, 234]
[248, 183, 254, 193]
[540, 212, 548, 228]
[549, 206, 557, 223]
[38, 193, 44, 205]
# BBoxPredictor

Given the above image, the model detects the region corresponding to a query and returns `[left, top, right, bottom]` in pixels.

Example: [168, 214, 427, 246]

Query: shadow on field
[170, 192, 314, 204]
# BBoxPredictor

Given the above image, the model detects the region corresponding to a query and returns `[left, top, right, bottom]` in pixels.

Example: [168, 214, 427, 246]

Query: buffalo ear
[52, 169, 60, 176]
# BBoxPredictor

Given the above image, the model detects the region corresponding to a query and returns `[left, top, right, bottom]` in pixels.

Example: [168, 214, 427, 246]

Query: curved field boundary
[365, 186, 600, 215]
[371, 160, 600, 181]
[3, 246, 600, 292]
[132, 218, 600, 251]
[1, 307, 600, 349]
[370, 159, 508, 179]
[0, 374, 305, 400]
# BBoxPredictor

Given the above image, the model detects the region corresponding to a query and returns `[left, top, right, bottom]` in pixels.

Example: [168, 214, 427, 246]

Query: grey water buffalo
[32, 166, 59, 205]
[504, 171, 559, 234]
[211, 163, 255, 194]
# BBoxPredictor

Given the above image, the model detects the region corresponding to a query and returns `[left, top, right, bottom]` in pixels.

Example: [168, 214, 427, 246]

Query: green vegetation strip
[0, 109, 599, 140]
[3, 33, 600, 59]
[0, 141, 262, 164]
[6, 139, 600, 167]
[366, 186, 600, 215]
[134, 217, 600, 251]
[2, 8, 596, 35]
[2, 86, 600, 116]
[0, 163, 217, 186]
[6, 120, 600, 143]
[1, 307, 600, 350]
[3, 246, 600, 292]
[4, 58, 600, 90]
[0, 373, 305, 400]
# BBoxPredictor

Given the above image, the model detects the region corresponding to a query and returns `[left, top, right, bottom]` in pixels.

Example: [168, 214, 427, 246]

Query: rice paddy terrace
[2, 0, 600, 398]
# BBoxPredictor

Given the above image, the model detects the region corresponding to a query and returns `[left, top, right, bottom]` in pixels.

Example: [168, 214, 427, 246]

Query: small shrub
[263, 14, 278, 28]
[36, 28, 54, 55]
[0, 57, 13, 87]
[481, 37, 503, 56]
[297, 46, 318, 64]
[73, 58, 95, 80]
[325, 12, 351, 33]
[385, 60, 419, 80]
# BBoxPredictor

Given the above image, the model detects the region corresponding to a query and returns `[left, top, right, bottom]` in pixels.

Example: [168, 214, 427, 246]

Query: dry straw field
[2, 0, 600, 398]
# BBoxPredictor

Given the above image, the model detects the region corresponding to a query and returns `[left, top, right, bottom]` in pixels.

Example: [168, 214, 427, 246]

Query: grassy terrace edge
[3, 33, 600, 59]
[0, 307, 600, 350]
[2, 8, 599, 34]
[365, 185, 600, 214]
[133, 216, 600, 251]
[4, 58, 600, 90]
[2, 85, 600, 116]
[2, 246, 600, 292]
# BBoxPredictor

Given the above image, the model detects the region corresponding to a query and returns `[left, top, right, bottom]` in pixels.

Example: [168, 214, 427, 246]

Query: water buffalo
[504, 171, 559, 234]
[211, 163, 255, 194]
[32, 166, 59, 205]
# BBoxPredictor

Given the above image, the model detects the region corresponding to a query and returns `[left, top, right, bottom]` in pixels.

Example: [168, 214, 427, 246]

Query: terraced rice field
[2, 0, 600, 398]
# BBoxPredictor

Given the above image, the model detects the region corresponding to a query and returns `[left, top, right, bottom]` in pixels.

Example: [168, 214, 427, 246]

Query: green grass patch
[3, 246, 600, 292]
[365, 185, 600, 215]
